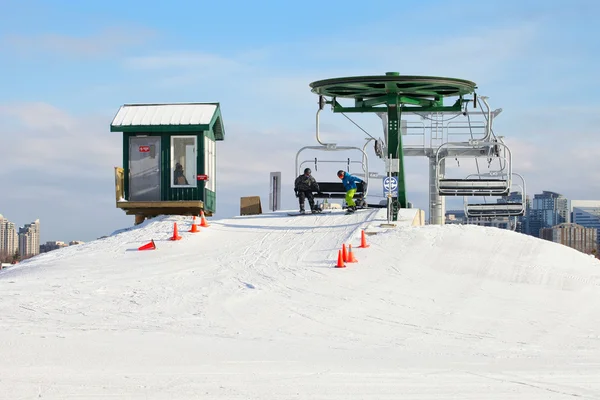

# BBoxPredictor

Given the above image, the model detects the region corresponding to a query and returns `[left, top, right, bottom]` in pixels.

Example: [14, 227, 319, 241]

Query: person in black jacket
[174, 163, 189, 185]
[294, 168, 321, 213]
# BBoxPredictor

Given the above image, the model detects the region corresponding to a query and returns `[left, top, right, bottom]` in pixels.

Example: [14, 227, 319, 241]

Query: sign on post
[383, 176, 398, 195]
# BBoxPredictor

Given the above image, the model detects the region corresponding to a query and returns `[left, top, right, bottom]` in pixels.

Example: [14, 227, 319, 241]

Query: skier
[337, 170, 365, 212]
[294, 168, 321, 213]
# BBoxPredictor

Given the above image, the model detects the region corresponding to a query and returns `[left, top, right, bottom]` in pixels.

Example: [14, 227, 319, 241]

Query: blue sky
[1, 0, 598, 243]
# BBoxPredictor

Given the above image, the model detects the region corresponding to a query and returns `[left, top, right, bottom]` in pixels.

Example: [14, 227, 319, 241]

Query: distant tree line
[0, 250, 22, 263]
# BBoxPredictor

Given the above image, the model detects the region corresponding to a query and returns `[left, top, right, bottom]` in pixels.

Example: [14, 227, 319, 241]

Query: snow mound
[2, 209, 600, 398]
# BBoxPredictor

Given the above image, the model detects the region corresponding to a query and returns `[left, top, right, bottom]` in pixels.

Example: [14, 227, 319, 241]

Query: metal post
[387, 155, 393, 224]
[386, 101, 407, 220]
[269, 172, 281, 212]
[429, 156, 445, 225]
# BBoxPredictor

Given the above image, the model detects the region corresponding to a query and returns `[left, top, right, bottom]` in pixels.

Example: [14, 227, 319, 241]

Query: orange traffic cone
[358, 229, 369, 248]
[347, 244, 358, 263]
[189, 216, 200, 233]
[335, 249, 346, 268]
[138, 239, 156, 251]
[170, 222, 182, 241]
[200, 210, 210, 227]
[342, 243, 348, 262]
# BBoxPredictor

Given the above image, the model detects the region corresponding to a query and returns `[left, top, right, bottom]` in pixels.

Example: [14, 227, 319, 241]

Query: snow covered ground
[2, 208, 600, 399]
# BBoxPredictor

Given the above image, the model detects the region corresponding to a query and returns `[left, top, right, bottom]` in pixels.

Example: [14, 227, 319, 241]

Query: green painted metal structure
[309, 72, 477, 220]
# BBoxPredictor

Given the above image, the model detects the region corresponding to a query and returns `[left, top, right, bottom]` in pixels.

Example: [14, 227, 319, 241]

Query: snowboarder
[337, 170, 365, 212]
[294, 168, 321, 213]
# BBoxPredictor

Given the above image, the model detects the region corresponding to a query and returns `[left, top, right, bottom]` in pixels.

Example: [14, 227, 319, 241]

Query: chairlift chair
[464, 173, 526, 218]
[295, 145, 370, 208]
[436, 140, 512, 196]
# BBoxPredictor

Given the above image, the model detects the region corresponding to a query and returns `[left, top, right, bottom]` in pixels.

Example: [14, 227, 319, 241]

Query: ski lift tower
[310, 72, 477, 221]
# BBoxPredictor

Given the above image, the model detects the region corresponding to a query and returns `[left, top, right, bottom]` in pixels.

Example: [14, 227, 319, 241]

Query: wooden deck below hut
[116, 200, 206, 216]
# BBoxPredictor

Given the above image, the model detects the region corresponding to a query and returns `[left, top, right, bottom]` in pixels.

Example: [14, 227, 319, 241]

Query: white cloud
[273, 23, 540, 89]
[112, 21, 541, 132]
[0, 103, 130, 241]
[2, 27, 155, 58]
[502, 137, 600, 199]
[124, 51, 241, 71]
[0, 103, 119, 178]
[0, 103, 77, 131]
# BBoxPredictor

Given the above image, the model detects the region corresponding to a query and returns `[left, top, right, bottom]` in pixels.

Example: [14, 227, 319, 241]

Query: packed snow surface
[2, 208, 600, 399]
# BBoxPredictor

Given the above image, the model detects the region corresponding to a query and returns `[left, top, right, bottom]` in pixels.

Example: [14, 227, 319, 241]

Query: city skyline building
[40, 241, 69, 253]
[527, 191, 569, 237]
[540, 223, 598, 254]
[18, 219, 40, 258]
[571, 200, 600, 250]
[0, 214, 19, 258]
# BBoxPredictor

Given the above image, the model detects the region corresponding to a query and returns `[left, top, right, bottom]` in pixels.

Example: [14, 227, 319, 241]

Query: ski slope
[1, 208, 600, 399]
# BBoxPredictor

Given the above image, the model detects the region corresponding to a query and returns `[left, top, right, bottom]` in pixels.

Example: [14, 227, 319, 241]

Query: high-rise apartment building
[527, 191, 569, 237]
[571, 200, 600, 250]
[540, 223, 598, 254]
[0, 214, 19, 258]
[19, 219, 40, 258]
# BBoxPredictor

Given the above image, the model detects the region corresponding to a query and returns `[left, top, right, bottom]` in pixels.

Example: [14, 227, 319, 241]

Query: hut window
[171, 136, 197, 187]
[204, 136, 216, 191]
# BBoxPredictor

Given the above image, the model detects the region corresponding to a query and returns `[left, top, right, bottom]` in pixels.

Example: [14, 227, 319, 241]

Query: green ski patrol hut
[110, 103, 225, 225]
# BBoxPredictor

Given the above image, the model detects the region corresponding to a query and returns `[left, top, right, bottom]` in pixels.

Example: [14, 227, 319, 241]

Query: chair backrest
[313, 181, 365, 198]
[318, 181, 364, 194]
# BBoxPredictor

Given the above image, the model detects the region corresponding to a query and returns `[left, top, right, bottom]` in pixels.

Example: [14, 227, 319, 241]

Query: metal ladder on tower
[429, 112, 444, 149]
